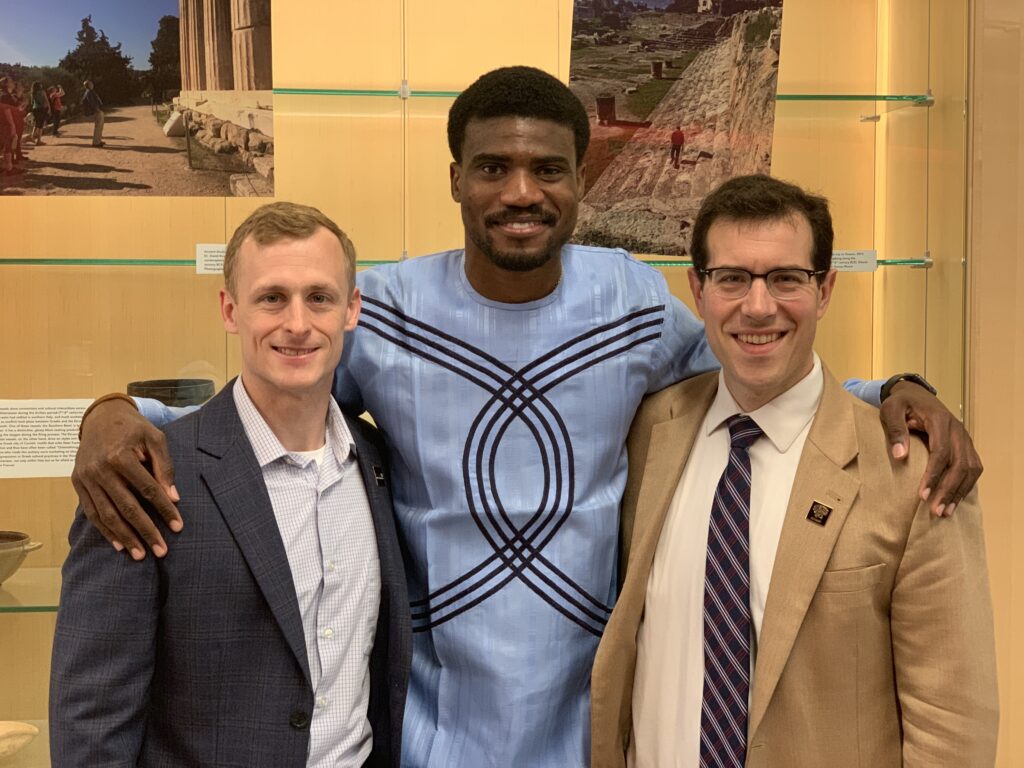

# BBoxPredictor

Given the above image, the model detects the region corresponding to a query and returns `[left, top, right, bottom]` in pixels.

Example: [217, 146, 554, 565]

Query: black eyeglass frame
[696, 267, 830, 298]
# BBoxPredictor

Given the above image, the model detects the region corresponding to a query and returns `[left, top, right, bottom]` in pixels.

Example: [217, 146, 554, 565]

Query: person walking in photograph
[28, 81, 50, 145]
[48, 84, 64, 137]
[82, 80, 104, 147]
[670, 125, 685, 169]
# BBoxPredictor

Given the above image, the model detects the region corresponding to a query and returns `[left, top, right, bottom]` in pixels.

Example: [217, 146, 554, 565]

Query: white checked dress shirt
[234, 379, 381, 768]
[629, 356, 824, 768]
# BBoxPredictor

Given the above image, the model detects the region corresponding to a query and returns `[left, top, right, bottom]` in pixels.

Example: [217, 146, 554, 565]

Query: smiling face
[688, 214, 837, 411]
[451, 116, 585, 279]
[220, 227, 360, 409]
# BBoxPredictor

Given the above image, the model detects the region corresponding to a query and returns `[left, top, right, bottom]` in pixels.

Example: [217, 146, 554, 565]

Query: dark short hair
[691, 174, 834, 275]
[224, 201, 357, 296]
[447, 66, 590, 165]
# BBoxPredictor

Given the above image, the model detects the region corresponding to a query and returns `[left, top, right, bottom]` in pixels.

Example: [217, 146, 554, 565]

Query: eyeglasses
[697, 267, 828, 300]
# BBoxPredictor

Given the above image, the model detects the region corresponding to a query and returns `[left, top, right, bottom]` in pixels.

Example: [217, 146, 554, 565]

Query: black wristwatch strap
[880, 372, 937, 403]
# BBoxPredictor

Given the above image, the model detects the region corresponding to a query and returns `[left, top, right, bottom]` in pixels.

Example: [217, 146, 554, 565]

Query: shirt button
[323, 627, 334, 638]
[317, 696, 328, 708]
[326, 561, 337, 572]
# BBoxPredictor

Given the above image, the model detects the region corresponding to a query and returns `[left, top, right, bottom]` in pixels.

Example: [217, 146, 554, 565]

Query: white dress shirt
[234, 378, 381, 767]
[629, 355, 824, 768]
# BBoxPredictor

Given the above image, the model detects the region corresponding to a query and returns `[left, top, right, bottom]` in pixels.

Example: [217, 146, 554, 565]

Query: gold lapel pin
[806, 500, 833, 526]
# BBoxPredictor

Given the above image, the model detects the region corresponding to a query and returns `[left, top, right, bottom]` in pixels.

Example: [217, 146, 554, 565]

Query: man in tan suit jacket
[591, 175, 998, 768]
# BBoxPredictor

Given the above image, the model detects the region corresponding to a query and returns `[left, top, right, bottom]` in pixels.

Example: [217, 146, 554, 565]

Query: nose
[741, 276, 777, 318]
[499, 168, 544, 208]
[282, 298, 311, 335]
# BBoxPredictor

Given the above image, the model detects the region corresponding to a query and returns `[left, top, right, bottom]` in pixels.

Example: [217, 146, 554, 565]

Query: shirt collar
[232, 377, 356, 469]
[705, 353, 823, 453]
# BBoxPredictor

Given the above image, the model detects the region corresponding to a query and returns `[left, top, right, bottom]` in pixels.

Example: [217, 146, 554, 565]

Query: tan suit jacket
[591, 369, 998, 767]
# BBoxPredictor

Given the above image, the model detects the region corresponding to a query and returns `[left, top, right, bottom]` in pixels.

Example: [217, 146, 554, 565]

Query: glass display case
[0, 0, 966, 752]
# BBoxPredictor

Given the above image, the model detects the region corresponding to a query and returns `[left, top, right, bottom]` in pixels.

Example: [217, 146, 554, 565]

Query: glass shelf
[775, 93, 932, 103]
[0, 720, 48, 768]
[0, 568, 61, 614]
[0, 258, 931, 269]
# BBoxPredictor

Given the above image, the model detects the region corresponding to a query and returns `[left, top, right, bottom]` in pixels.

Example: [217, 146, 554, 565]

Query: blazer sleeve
[49, 508, 160, 768]
[890, 487, 999, 766]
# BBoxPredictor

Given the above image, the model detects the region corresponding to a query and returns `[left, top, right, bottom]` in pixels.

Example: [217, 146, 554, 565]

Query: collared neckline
[705, 353, 824, 454]
[232, 377, 356, 469]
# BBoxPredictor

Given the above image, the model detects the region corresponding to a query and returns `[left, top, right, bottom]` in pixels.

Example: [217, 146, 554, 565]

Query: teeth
[504, 221, 540, 230]
[276, 347, 315, 356]
[738, 333, 781, 345]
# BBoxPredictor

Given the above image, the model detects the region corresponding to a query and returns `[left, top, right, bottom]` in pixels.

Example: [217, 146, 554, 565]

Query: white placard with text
[196, 243, 226, 275]
[832, 250, 878, 272]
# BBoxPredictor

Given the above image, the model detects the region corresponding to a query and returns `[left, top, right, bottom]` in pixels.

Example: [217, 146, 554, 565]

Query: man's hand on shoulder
[71, 396, 182, 560]
[879, 381, 983, 518]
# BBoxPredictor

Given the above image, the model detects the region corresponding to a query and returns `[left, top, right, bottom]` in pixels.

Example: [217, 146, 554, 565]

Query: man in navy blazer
[50, 202, 411, 767]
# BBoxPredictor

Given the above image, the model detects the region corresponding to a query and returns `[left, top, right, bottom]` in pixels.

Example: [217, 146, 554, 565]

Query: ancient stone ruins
[573, 8, 782, 256]
[171, 0, 274, 196]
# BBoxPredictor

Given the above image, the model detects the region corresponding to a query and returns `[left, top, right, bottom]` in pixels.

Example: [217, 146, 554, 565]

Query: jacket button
[289, 709, 310, 730]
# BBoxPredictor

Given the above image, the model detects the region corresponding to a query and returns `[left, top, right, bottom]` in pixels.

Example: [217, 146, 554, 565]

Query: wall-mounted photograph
[569, 0, 783, 256]
[0, 0, 273, 197]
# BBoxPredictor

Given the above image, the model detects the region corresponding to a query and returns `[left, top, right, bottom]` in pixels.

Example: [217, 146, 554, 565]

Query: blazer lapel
[748, 371, 861, 739]
[626, 376, 718, 582]
[196, 384, 312, 686]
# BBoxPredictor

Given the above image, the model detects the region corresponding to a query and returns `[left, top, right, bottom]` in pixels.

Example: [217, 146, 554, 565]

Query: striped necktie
[699, 414, 763, 768]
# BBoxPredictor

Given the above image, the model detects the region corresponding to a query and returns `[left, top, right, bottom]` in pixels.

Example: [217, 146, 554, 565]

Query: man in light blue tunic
[73, 67, 982, 768]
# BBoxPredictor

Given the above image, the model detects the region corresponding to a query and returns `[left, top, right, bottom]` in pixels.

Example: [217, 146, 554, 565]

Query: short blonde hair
[223, 201, 357, 295]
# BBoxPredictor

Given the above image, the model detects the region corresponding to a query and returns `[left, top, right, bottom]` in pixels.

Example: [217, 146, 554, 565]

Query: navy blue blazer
[50, 382, 411, 767]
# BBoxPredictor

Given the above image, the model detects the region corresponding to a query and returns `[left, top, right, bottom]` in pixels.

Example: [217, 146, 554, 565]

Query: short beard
[476, 239, 557, 272]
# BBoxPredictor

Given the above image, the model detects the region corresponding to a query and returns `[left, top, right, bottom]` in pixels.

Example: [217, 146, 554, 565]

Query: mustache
[484, 207, 558, 227]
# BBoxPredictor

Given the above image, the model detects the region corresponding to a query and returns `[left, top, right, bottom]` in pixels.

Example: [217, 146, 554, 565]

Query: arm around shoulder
[890, 488, 998, 766]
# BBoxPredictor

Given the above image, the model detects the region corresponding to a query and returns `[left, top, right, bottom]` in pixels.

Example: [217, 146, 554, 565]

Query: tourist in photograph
[82, 80, 104, 148]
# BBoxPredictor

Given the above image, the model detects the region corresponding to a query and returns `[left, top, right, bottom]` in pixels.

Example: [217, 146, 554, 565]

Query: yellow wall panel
[272, 94, 404, 261]
[406, 0, 561, 90]
[0, 198, 225, 261]
[273, 4, 402, 90]
[776, 0, 876, 92]
[0, 615, 56, 720]
[405, 97, 464, 258]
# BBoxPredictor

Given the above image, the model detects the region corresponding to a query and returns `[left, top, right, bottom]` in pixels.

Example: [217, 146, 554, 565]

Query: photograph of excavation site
[569, 0, 783, 256]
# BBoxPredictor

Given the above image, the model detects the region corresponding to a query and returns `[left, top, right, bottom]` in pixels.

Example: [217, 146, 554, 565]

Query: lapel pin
[806, 501, 833, 526]
[372, 466, 386, 487]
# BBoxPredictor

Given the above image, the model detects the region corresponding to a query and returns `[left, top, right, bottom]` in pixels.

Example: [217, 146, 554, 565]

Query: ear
[450, 162, 462, 203]
[815, 269, 838, 320]
[687, 267, 706, 319]
[220, 288, 239, 334]
[344, 287, 362, 332]
[575, 162, 587, 198]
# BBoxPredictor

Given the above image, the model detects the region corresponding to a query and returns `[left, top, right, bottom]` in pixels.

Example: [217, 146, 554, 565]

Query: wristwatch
[880, 372, 937, 403]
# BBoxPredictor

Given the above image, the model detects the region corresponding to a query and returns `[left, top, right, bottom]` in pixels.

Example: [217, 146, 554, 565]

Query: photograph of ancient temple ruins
[0, 1, 273, 197]
[570, 0, 783, 256]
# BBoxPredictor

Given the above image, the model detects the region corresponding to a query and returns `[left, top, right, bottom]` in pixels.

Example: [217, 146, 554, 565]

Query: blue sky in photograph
[0, 0, 180, 69]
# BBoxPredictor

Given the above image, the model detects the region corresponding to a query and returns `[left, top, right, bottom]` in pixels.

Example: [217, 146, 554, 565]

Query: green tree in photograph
[60, 15, 136, 104]
[148, 15, 181, 98]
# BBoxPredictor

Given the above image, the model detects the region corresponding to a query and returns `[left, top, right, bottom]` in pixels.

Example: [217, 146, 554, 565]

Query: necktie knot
[727, 414, 762, 450]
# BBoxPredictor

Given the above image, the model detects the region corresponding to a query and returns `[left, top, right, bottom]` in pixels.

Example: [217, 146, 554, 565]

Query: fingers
[71, 472, 123, 552]
[137, 430, 183, 532]
[917, 432, 954, 516]
[75, 469, 154, 560]
[922, 427, 984, 517]
[879, 398, 911, 460]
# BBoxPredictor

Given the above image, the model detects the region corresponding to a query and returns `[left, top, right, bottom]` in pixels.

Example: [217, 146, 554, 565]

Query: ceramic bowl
[0, 532, 42, 586]
[0, 721, 39, 758]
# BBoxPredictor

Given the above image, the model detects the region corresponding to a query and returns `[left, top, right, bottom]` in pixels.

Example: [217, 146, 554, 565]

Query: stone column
[203, 0, 235, 90]
[231, 0, 272, 90]
[184, 0, 207, 90]
[179, 0, 192, 90]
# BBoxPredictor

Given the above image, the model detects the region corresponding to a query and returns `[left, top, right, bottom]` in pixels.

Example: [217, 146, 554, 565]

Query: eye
[716, 270, 747, 284]
[479, 163, 505, 176]
[537, 165, 567, 178]
[260, 293, 283, 304]
[309, 293, 331, 305]
[771, 271, 809, 288]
